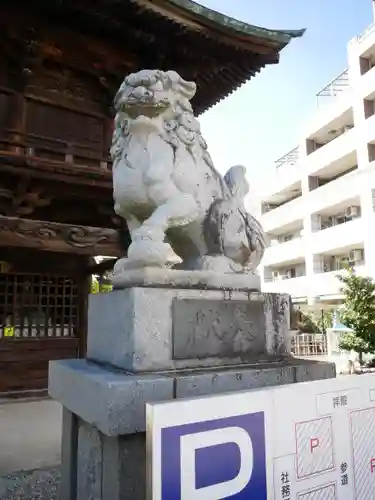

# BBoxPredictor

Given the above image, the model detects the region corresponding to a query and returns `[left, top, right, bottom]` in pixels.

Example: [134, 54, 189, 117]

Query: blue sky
[197, 0, 373, 191]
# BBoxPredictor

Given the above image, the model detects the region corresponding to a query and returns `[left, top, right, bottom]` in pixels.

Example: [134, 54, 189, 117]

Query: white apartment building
[260, 19, 375, 306]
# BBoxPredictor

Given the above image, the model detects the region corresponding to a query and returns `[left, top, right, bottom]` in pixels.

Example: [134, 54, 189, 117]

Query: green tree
[91, 276, 100, 294]
[336, 270, 375, 362]
[296, 312, 319, 334]
[91, 275, 113, 294]
[316, 308, 334, 333]
[293, 306, 333, 334]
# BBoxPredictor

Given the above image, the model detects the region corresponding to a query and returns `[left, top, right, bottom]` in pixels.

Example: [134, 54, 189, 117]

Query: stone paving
[0, 467, 61, 500]
[0, 399, 62, 499]
[0, 399, 61, 474]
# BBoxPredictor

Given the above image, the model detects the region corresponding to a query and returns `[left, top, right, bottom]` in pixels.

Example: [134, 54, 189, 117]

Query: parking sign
[148, 374, 375, 499]
[147, 390, 272, 500]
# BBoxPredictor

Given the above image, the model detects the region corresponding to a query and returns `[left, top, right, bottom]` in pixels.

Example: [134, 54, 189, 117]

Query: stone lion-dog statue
[111, 69, 265, 276]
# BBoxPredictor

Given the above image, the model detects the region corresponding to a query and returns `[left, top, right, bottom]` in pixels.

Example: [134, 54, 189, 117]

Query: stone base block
[111, 266, 261, 291]
[87, 287, 292, 372]
[49, 358, 336, 500]
[49, 358, 336, 437]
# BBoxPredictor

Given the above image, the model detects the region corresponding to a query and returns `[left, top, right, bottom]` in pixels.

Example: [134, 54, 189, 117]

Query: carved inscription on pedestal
[172, 299, 266, 360]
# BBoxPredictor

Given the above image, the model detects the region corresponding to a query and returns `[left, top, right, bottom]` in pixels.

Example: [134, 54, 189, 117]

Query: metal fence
[291, 333, 328, 357]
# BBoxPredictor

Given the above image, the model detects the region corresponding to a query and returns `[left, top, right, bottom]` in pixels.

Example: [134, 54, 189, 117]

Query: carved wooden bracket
[0, 216, 122, 256]
[2, 179, 53, 217]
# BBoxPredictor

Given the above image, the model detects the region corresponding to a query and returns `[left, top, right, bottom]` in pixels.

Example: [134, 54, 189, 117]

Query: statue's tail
[224, 165, 249, 200]
[224, 164, 266, 268]
[241, 210, 266, 270]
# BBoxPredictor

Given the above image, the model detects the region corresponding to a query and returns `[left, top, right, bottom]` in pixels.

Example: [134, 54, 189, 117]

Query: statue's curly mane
[162, 111, 216, 171]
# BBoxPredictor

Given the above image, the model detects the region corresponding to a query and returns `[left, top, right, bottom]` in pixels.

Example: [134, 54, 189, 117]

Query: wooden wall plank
[0, 337, 79, 393]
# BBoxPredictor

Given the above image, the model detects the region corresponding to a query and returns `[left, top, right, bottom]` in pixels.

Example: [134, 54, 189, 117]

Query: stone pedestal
[49, 287, 336, 500]
[87, 288, 291, 372]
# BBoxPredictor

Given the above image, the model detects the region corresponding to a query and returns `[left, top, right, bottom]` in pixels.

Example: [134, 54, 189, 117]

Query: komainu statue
[111, 69, 265, 276]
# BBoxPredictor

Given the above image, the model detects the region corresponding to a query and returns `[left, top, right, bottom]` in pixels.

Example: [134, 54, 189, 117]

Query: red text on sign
[310, 438, 320, 453]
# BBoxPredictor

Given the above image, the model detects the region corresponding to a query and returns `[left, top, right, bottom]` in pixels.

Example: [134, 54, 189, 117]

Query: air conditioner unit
[346, 206, 360, 218]
[349, 249, 363, 262]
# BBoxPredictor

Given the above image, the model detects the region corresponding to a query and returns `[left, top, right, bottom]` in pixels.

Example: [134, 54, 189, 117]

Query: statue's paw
[112, 257, 134, 275]
[127, 239, 174, 268]
[194, 255, 244, 274]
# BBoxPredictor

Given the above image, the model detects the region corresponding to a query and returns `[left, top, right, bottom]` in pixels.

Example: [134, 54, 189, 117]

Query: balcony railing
[316, 69, 350, 109]
[357, 22, 375, 43]
[264, 275, 305, 283]
[262, 275, 308, 298]
[262, 196, 304, 232]
[311, 218, 364, 255]
[262, 237, 304, 266]
[275, 146, 300, 169]
[305, 126, 356, 173]
[311, 266, 366, 298]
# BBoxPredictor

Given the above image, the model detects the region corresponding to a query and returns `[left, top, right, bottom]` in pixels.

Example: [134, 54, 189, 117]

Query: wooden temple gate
[0, 0, 302, 397]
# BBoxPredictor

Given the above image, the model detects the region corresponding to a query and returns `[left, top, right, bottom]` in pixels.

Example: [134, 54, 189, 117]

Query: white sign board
[147, 373, 375, 500]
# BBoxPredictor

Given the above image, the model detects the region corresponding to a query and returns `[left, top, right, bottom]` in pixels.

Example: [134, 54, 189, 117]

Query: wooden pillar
[78, 259, 91, 358]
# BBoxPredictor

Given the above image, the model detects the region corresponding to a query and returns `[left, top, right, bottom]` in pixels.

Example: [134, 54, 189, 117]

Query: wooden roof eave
[6, 0, 305, 113]
[132, 0, 305, 56]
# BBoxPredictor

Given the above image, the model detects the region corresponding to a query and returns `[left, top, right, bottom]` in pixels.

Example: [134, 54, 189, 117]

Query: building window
[360, 56, 374, 76]
[368, 143, 375, 162]
[364, 99, 375, 119]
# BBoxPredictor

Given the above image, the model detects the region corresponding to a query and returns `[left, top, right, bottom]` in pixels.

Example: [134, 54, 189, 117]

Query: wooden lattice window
[0, 273, 79, 338]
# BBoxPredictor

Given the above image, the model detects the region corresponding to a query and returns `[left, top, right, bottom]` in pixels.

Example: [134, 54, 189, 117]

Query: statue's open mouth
[121, 102, 167, 119]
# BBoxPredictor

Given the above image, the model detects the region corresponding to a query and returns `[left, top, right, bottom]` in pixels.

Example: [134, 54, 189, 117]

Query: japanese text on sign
[333, 395, 348, 408]
[341, 462, 349, 486]
[280, 472, 291, 499]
